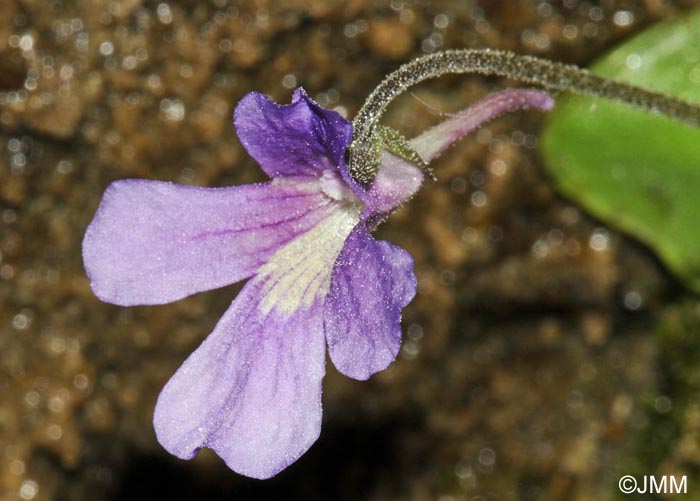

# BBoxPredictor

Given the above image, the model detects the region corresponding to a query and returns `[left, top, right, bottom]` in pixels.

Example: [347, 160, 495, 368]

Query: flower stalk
[348, 48, 700, 183]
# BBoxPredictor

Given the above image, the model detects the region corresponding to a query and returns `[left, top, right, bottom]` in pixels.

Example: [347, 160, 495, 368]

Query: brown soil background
[2, 1, 700, 500]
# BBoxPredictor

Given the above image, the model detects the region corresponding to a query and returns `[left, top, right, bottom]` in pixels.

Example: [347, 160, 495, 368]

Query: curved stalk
[347, 49, 700, 183]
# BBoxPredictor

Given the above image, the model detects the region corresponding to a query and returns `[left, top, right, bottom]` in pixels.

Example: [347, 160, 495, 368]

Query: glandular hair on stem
[347, 49, 700, 184]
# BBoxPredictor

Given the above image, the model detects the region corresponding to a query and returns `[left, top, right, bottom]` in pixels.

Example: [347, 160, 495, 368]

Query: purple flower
[82, 87, 552, 479]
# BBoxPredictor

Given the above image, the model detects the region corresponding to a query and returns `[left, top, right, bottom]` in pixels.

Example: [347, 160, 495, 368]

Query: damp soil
[3, 1, 700, 500]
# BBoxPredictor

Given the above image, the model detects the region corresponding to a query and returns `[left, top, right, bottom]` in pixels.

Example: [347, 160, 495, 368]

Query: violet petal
[154, 200, 361, 478]
[83, 178, 335, 306]
[234, 88, 353, 179]
[325, 224, 417, 380]
[153, 275, 327, 479]
[409, 88, 554, 163]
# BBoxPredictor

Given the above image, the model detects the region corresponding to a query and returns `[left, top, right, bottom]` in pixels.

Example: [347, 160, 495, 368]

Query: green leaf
[540, 12, 700, 292]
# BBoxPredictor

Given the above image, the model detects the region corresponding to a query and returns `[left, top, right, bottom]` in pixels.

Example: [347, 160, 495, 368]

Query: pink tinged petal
[325, 225, 417, 381]
[409, 88, 554, 163]
[364, 151, 424, 219]
[234, 88, 353, 179]
[82, 178, 335, 306]
[153, 278, 327, 479]
[154, 203, 360, 479]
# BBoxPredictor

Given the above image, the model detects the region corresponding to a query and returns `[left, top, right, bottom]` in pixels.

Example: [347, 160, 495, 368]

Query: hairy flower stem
[348, 48, 700, 184]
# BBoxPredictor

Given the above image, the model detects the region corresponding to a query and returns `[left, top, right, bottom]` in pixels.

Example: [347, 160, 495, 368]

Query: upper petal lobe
[324, 224, 417, 380]
[234, 88, 353, 179]
[82, 178, 334, 306]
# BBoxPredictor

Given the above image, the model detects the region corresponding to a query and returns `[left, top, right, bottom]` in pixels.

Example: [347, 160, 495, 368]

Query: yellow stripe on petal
[258, 205, 361, 317]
